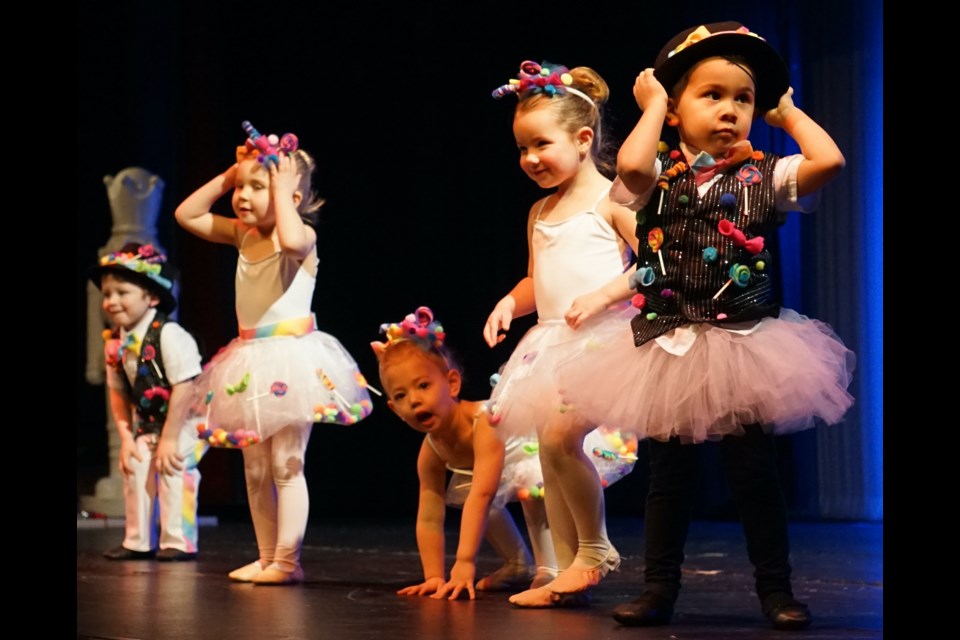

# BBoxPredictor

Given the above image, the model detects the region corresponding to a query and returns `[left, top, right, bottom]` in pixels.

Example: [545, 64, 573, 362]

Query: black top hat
[654, 21, 789, 113]
[88, 242, 178, 313]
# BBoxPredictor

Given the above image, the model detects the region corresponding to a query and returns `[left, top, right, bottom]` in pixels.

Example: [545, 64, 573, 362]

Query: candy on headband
[491, 60, 594, 105]
[236, 120, 300, 169]
[371, 306, 446, 359]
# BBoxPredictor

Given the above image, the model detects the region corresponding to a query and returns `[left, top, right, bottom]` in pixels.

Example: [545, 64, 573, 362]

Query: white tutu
[487, 304, 638, 440]
[443, 429, 639, 510]
[558, 307, 856, 443]
[195, 331, 373, 447]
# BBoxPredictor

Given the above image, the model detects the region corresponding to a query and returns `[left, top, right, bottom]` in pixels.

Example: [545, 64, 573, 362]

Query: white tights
[483, 499, 557, 572]
[537, 414, 611, 570]
[241, 423, 312, 572]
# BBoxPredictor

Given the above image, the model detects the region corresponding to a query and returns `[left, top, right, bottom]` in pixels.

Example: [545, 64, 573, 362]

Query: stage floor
[78, 516, 882, 639]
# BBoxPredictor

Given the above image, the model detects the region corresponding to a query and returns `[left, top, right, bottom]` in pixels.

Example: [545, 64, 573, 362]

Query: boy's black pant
[642, 424, 793, 603]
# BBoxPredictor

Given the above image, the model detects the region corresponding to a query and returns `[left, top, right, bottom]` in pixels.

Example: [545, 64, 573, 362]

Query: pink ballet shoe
[252, 563, 304, 586]
[508, 585, 591, 609]
[549, 547, 621, 595]
[509, 585, 557, 608]
[228, 560, 267, 582]
[476, 562, 536, 591]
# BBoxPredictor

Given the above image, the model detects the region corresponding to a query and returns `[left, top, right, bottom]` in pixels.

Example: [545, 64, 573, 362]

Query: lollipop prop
[654, 161, 688, 215]
[317, 369, 353, 414]
[713, 263, 752, 300]
[355, 371, 382, 397]
[648, 227, 667, 274]
[736, 164, 762, 213]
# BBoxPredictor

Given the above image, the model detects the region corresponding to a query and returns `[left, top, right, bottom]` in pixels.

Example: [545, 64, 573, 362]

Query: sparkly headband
[98, 244, 172, 290]
[371, 306, 446, 359]
[235, 120, 300, 169]
[491, 60, 595, 107]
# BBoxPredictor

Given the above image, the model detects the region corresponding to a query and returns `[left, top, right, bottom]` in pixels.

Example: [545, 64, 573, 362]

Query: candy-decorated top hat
[654, 21, 789, 113]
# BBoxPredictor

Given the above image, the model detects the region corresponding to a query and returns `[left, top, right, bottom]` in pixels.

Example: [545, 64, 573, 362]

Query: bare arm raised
[617, 69, 670, 197]
[765, 88, 845, 197]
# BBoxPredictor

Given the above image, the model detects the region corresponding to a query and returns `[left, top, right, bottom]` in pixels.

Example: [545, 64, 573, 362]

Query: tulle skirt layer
[557, 308, 856, 443]
[444, 429, 639, 510]
[487, 305, 638, 441]
[194, 332, 373, 447]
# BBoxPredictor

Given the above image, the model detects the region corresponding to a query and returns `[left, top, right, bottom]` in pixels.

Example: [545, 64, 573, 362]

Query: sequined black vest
[115, 312, 171, 437]
[631, 149, 784, 347]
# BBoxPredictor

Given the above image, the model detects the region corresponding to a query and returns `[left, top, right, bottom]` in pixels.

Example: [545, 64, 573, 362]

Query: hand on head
[764, 87, 797, 129]
[268, 152, 302, 201]
[632, 68, 668, 112]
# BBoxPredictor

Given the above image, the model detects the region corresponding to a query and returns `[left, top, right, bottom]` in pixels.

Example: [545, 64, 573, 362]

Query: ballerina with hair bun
[483, 59, 642, 607]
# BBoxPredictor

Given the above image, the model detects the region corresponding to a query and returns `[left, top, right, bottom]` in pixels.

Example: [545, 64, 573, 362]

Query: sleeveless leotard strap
[535, 188, 610, 222]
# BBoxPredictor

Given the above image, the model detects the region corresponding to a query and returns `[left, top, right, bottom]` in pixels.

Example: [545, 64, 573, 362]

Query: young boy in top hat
[91, 242, 208, 561]
[578, 21, 850, 631]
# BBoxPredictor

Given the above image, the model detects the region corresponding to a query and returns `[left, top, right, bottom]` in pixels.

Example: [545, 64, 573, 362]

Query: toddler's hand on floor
[397, 576, 445, 597]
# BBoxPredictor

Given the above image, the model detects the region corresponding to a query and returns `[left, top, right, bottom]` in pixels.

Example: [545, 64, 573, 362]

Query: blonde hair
[516, 66, 615, 177]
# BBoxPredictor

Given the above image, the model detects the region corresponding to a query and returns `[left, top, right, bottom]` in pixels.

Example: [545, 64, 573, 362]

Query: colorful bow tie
[119, 332, 142, 359]
[689, 141, 754, 185]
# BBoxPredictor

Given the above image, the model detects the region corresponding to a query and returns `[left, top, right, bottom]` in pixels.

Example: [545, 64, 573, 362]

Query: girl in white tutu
[175, 122, 373, 585]
[558, 22, 855, 631]
[483, 60, 642, 607]
[375, 307, 638, 602]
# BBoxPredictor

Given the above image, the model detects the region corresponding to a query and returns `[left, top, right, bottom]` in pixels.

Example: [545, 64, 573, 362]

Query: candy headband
[491, 60, 595, 107]
[97, 244, 173, 290]
[371, 306, 446, 359]
[236, 120, 300, 170]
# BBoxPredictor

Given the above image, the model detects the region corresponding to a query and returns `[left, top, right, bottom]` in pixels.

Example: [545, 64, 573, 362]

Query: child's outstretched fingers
[432, 578, 476, 601]
[397, 577, 445, 597]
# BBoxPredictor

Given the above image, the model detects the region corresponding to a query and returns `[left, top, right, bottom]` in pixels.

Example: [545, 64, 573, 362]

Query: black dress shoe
[612, 590, 675, 627]
[762, 593, 812, 630]
[103, 546, 156, 560]
[156, 548, 198, 562]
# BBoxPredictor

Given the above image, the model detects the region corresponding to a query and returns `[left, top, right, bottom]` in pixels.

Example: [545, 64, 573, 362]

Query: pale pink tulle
[557, 308, 855, 444]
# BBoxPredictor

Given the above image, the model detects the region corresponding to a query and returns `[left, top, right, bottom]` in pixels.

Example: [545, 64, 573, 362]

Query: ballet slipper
[228, 560, 268, 582]
[509, 585, 557, 608]
[251, 563, 304, 586]
[509, 584, 592, 608]
[530, 566, 559, 589]
[549, 547, 621, 595]
[476, 563, 536, 591]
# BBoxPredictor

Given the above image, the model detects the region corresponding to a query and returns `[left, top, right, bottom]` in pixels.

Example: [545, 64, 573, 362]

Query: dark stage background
[77, 2, 883, 523]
